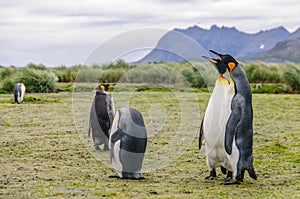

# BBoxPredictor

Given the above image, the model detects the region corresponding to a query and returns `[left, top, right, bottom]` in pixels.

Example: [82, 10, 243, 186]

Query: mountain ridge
[138, 25, 300, 63]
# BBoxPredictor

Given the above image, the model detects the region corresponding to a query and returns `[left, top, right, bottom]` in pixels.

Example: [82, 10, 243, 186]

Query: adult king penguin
[13, 83, 26, 104]
[88, 84, 115, 151]
[109, 107, 147, 180]
[199, 50, 257, 185]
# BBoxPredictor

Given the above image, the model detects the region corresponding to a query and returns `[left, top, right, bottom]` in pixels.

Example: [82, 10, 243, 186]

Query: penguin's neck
[231, 65, 252, 99]
[97, 90, 109, 95]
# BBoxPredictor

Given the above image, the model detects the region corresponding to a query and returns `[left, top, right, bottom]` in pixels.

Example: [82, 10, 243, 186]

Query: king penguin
[199, 50, 257, 185]
[109, 107, 147, 180]
[88, 84, 115, 151]
[13, 83, 26, 104]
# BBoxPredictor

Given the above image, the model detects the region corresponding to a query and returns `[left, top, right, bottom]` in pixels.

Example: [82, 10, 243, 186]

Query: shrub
[99, 69, 126, 83]
[243, 62, 282, 83]
[119, 64, 180, 85]
[0, 67, 16, 80]
[27, 63, 47, 70]
[17, 68, 58, 93]
[52, 66, 79, 82]
[102, 60, 131, 70]
[181, 67, 206, 88]
[282, 64, 300, 92]
[1, 78, 15, 92]
[75, 67, 102, 82]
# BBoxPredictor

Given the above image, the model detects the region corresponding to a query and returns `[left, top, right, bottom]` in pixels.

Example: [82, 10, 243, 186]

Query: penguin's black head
[202, 50, 239, 84]
[97, 83, 113, 92]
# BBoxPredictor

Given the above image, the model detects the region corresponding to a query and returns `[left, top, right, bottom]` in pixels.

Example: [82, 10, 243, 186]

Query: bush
[102, 59, 131, 70]
[1, 78, 15, 92]
[120, 64, 180, 84]
[0, 67, 16, 80]
[52, 65, 79, 82]
[27, 63, 47, 70]
[243, 62, 282, 83]
[99, 68, 126, 83]
[17, 68, 58, 93]
[75, 66, 102, 82]
[181, 67, 206, 88]
[282, 64, 300, 92]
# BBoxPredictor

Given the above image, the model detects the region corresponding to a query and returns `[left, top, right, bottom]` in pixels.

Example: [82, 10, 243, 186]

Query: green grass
[0, 91, 299, 198]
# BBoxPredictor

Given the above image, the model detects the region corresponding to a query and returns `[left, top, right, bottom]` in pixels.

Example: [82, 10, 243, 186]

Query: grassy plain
[0, 90, 299, 198]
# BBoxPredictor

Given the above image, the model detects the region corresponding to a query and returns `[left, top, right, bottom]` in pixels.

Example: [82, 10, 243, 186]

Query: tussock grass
[0, 92, 299, 198]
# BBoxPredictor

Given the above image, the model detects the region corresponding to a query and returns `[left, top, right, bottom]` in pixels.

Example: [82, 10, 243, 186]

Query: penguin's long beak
[202, 53, 231, 85]
[209, 50, 222, 60]
[210, 50, 231, 84]
[202, 56, 217, 64]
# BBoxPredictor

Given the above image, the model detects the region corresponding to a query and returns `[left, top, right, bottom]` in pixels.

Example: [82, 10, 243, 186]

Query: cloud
[0, 0, 299, 66]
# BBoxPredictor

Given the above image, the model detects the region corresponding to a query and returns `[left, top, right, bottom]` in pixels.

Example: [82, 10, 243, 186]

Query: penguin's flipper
[225, 102, 241, 155]
[199, 118, 204, 150]
[88, 120, 91, 137]
[110, 129, 126, 144]
[18, 85, 22, 97]
[110, 129, 126, 162]
[107, 95, 115, 128]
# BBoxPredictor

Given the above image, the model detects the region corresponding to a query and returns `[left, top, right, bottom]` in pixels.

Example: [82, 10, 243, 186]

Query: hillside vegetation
[1, 60, 300, 93]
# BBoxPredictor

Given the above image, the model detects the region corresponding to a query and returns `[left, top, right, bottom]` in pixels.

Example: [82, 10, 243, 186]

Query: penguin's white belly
[203, 79, 234, 170]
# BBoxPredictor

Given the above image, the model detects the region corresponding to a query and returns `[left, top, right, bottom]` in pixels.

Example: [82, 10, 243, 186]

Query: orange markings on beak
[202, 56, 217, 64]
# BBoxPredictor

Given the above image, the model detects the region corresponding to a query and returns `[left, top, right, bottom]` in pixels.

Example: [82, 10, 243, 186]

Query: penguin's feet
[94, 145, 101, 151]
[225, 176, 232, 182]
[205, 169, 217, 180]
[220, 166, 227, 175]
[109, 174, 120, 178]
[123, 176, 145, 180]
[223, 179, 241, 185]
[205, 175, 218, 180]
[103, 145, 109, 151]
[225, 171, 233, 182]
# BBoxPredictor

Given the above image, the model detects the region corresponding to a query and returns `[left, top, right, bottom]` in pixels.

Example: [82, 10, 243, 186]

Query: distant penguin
[13, 83, 26, 104]
[88, 83, 115, 151]
[109, 107, 147, 180]
[200, 50, 257, 185]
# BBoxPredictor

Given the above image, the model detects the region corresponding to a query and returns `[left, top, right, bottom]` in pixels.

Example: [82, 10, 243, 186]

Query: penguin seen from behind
[13, 83, 26, 104]
[109, 107, 147, 180]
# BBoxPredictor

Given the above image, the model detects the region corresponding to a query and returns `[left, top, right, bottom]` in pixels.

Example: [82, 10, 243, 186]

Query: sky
[0, 0, 299, 66]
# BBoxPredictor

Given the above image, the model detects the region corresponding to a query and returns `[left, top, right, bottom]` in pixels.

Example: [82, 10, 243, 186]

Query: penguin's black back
[94, 91, 111, 137]
[226, 64, 256, 180]
[14, 84, 21, 103]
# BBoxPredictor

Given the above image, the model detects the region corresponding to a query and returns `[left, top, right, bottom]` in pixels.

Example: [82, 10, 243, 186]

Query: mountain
[138, 25, 297, 63]
[290, 27, 300, 39]
[253, 37, 300, 63]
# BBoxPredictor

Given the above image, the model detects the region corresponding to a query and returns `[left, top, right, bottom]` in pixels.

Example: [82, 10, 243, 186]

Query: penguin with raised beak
[200, 50, 257, 185]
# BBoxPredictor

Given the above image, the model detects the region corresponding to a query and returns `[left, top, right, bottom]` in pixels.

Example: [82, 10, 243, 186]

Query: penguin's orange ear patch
[100, 85, 105, 90]
[228, 62, 236, 71]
